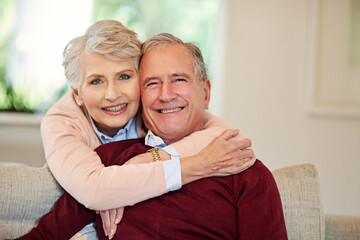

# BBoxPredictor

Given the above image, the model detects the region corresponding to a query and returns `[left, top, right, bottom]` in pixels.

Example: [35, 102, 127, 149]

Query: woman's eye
[119, 74, 130, 80]
[90, 79, 101, 85]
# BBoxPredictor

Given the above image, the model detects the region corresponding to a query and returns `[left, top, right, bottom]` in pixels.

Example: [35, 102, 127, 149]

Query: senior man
[16, 34, 287, 240]
[107, 34, 288, 239]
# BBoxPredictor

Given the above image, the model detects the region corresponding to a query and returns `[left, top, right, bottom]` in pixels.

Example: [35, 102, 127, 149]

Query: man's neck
[161, 124, 206, 146]
[145, 119, 206, 146]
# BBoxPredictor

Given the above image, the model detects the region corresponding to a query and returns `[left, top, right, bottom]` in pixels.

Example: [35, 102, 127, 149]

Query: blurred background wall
[223, 0, 360, 216]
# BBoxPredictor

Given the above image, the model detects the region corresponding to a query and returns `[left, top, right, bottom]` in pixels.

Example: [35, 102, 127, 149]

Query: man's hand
[98, 208, 124, 239]
[181, 129, 256, 184]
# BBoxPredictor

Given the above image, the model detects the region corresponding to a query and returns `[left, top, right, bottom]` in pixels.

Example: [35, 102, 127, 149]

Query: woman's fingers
[99, 208, 124, 239]
[100, 210, 110, 237]
[108, 209, 117, 239]
[213, 129, 240, 141]
[115, 208, 124, 224]
[198, 130, 256, 177]
[180, 129, 256, 185]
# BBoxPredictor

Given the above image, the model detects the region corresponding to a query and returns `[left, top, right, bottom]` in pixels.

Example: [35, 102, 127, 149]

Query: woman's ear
[72, 87, 84, 106]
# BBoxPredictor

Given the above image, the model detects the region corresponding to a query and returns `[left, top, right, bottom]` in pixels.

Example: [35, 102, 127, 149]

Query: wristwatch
[147, 148, 161, 162]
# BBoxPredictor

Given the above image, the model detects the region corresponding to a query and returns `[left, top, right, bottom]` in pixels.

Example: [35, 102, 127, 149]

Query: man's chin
[155, 129, 188, 145]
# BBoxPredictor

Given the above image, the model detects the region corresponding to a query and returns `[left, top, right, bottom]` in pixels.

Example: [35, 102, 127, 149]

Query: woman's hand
[181, 129, 256, 185]
[98, 208, 124, 239]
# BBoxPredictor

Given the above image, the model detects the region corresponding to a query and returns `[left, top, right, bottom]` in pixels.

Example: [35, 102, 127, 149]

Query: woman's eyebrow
[85, 73, 103, 80]
[117, 69, 136, 74]
[85, 68, 135, 79]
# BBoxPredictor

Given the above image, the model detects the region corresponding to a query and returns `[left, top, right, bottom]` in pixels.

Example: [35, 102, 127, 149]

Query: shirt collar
[90, 115, 138, 144]
[145, 130, 167, 149]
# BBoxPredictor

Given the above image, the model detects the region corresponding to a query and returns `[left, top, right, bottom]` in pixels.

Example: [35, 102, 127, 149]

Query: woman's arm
[41, 94, 167, 211]
[126, 112, 255, 184]
[128, 112, 244, 163]
[43, 94, 254, 211]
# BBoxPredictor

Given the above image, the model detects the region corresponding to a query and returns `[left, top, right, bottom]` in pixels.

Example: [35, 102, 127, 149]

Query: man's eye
[176, 78, 186, 82]
[146, 81, 158, 87]
[119, 74, 130, 80]
[90, 79, 101, 85]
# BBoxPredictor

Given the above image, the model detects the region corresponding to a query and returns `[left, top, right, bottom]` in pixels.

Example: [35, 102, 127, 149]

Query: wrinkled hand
[98, 208, 124, 239]
[199, 129, 255, 176]
[181, 129, 256, 184]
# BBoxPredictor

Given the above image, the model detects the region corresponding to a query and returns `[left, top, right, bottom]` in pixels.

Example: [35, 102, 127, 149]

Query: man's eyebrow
[173, 72, 191, 78]
[142, 72, 191, 85]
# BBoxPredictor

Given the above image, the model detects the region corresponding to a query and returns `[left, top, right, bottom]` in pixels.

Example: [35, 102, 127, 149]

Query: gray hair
[63, 20, 142, 88]
[141, 33, 208, 83]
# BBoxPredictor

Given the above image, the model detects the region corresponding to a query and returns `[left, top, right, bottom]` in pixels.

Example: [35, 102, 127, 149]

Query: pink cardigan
[41, 92, 241, 210]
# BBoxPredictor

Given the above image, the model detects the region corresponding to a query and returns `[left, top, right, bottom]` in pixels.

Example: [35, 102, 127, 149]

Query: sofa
[1, 162, 359, 240]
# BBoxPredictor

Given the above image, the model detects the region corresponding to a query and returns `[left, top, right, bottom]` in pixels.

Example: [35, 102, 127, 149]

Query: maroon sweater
[16, 138, 288, 240]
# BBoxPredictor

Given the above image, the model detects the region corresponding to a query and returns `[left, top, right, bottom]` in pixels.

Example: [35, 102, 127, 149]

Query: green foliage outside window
[92, 0, 219, 70]
[0, 0, 34, 112]
[0, 0, 219, 113]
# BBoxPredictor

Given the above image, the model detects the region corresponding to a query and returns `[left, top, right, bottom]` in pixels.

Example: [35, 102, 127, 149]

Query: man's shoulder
[247, 160, 271, 175]
[230, 160, 275, 185]
[94, 138, 149, 167]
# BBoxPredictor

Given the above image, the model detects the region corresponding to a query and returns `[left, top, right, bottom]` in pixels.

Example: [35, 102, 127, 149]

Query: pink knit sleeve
[41, 94, 167, 211]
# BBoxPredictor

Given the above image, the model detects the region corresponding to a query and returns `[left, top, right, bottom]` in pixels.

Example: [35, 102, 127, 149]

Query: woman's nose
[104, 83, 121, 101]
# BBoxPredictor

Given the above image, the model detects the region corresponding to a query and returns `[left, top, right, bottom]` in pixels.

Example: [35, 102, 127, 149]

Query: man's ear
[203, 79, 211, 110]
[72, 87, 84, 106]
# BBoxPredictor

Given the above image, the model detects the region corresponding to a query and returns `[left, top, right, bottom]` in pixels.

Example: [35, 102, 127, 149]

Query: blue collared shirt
[91, 116, 138, 144]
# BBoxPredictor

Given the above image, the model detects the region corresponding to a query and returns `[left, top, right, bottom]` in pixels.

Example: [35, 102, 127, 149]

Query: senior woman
[39, 20, 254, 238]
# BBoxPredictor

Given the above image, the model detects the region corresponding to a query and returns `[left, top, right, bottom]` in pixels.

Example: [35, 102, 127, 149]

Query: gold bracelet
[147, 148, 161, 162]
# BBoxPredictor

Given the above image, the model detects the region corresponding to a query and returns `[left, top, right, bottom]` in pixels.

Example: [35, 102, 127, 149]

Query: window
[0, 0, 224, 114]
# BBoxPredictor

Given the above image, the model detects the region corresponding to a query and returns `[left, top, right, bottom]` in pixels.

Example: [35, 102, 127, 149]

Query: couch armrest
[325, 214, 360, 240]
[272, 164, 325, 240]
[0, 162, 64, 239]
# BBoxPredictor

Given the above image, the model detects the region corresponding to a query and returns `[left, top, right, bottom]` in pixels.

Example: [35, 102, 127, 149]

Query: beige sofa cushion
[272, 163, 325, 240]
[325, 214, 360, 240]
[0, 162, 327, 240]
[0, 162, 63, 239]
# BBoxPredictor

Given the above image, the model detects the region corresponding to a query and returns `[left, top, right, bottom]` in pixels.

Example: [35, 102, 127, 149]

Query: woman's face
[73, 53, 140, 137]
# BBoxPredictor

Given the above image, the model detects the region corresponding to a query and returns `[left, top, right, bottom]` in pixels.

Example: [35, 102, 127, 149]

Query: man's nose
[158, 82, 176, 102]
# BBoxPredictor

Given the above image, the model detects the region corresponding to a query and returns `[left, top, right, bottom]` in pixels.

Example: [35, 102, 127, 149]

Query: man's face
[139, 43, 211, 144]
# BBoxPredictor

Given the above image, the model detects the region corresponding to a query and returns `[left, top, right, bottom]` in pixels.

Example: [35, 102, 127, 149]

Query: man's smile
[157, 107, 184, 113]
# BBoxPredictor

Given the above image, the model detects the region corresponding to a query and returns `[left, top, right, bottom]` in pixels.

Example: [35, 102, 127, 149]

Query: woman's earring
[76, 99, 83, 106]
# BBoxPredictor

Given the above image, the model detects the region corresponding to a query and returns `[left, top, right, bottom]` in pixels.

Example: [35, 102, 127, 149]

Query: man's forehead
[142, 43, 192, 63]
[140, 43, 195, 79]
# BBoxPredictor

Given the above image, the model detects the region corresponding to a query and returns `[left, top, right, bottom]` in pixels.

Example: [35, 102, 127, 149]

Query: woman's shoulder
[41, 92, 92, 134]
[40, 91, 100, 149]
[42, 92, 87, 123]
[46, 92, 79, 114]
